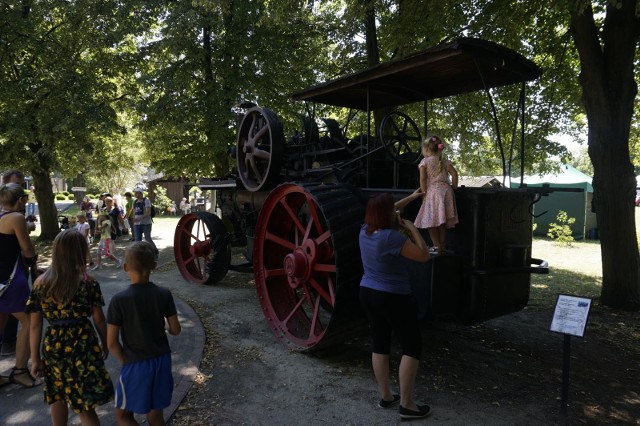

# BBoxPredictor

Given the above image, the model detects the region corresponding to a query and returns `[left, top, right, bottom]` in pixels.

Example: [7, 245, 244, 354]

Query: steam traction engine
[173, 38, 549, 351]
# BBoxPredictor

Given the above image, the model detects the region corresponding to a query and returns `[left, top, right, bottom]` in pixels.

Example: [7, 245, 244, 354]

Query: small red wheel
[174, 212, 231, 285]
[253, 183, 365, 351]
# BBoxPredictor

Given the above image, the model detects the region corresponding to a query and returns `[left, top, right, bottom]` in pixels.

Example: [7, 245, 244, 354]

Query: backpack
[146, 198, 157, 218]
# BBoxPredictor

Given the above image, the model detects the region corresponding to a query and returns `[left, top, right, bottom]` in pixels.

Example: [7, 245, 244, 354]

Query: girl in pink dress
[413, 135, 459, 253]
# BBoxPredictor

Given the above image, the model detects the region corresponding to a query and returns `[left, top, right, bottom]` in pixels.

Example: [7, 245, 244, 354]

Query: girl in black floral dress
[27, 229, 114, 425]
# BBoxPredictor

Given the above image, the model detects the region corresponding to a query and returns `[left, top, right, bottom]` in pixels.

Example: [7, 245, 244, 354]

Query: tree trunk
[32, 170, 60, 241]
[362, 0, 388, 136]
[72, 174, 86, 204]
[568, 0, 640, 309]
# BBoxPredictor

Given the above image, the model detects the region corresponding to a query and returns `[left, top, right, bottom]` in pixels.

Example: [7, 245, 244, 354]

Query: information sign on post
[549, 294, 592, 419]
[550, 294, 592, 337]
[71, 187, 87, 192]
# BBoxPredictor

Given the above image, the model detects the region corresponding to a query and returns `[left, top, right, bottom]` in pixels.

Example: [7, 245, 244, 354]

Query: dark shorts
[115, 353, 173, 414]
[359, 286, 422, 359]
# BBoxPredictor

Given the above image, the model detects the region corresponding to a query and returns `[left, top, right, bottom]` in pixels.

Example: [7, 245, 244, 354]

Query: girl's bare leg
[51, 401, 69, 426]
[438, 225, 447, 251]
[427, 227, 439, 251]
[78, 409, 100, 426]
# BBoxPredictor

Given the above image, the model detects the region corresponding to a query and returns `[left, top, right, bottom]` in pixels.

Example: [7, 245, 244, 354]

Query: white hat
[133, 188, 144, 193]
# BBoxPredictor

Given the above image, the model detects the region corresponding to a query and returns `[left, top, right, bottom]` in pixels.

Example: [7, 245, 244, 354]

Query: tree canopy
[0, 0, 638, 308]
[0, 0, 156, 238]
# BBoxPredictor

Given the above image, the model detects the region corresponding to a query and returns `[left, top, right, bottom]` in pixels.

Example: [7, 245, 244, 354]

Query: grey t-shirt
[133, 197, 153, 225]
[107, 282, 177, 364]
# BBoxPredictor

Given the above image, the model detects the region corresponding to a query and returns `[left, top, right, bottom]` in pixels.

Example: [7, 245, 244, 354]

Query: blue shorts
[115, 353, 173, 414]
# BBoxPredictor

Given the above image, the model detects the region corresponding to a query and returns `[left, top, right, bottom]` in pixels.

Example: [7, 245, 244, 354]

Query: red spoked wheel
[174, 212, 231, 285]
[253, 183, 366, 351]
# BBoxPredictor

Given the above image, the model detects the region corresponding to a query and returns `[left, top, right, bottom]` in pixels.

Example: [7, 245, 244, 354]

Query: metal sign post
[549, 294, 592, 420]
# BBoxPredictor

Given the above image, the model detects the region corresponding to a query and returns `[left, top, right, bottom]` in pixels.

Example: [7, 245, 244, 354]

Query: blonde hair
[422, 134, 447, 175]
[37, 229, 88, 304]
[0, 183, 26, 207]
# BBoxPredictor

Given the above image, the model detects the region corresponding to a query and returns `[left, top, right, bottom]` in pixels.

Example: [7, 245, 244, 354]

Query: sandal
[0, 375, 10, 388]
[9, 367, 42, 389]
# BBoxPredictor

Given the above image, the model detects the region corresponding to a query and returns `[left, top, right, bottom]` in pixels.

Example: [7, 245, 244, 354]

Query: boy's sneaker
[90, 265, 101, 271]
[117, 259, 123, 268]
[379, 394, 400, 408]
[399, 404, 431, 420]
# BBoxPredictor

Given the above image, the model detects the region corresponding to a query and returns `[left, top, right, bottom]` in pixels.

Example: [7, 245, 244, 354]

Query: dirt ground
[150, 218, 639, 426]
[36, 217, 639, 425]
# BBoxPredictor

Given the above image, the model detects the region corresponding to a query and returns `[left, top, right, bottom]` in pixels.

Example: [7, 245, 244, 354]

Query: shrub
[55, 193, 67, 200]
[153, 185, 172, 216]
[547, 210, 576, 247]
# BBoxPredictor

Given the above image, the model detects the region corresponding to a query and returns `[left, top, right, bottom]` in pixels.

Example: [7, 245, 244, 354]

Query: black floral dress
[26, 279, 114, 413]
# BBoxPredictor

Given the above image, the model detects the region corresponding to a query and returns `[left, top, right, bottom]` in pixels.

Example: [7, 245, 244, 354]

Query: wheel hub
[190, 240, 212, 258]
[284, 240, 317, 288]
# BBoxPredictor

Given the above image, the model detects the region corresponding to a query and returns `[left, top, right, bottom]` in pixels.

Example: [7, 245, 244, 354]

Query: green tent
[513, 165, 596, 240]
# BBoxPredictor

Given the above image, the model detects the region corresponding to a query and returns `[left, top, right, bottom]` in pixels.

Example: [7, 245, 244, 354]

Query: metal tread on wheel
[253, 182, 366, 351]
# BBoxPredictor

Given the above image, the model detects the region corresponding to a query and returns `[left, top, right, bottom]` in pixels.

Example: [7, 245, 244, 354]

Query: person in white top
[74, 214, 94, 267]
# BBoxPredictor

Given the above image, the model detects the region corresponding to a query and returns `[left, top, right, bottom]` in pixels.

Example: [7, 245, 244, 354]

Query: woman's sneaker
[378, 394, 400, 408]
[399, 404, 431, 420]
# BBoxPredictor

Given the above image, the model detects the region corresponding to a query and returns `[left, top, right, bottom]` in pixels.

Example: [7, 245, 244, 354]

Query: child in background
[413, 135, 459, 253]
[92, 213, 122, 271]
[74, 214, 94, 267]
[107, 241, 181, 426]
[27, 229, 114, 425]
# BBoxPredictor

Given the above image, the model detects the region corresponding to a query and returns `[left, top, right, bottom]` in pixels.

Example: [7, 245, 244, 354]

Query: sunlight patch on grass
[530, 267, 602, 307]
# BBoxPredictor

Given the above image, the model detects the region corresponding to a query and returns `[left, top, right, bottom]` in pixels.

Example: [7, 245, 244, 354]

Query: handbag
[0, 258, 20, 298]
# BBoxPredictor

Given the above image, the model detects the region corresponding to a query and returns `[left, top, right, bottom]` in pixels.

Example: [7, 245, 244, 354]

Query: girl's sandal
[0, 375, 10, 388]
[9, 367, 42, 388]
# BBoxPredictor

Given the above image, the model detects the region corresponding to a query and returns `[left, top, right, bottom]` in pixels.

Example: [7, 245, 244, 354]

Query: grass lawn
[529, 206, 640, 306]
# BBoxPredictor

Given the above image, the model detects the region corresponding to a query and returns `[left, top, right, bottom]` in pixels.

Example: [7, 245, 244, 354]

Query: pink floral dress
[413, 156, 458, 229]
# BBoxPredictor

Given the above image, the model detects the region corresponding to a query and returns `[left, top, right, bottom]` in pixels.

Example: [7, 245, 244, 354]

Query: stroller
[58, 215, 70, 230]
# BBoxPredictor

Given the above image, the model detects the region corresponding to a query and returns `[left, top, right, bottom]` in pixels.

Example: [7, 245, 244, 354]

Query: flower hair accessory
[437, 143, 444, 150]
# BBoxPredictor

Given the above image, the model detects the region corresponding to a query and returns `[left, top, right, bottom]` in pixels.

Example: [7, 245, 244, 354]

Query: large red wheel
[174, 212, 231, 285]
[253, 183, 366, 351]
[236, 106, 284, 192]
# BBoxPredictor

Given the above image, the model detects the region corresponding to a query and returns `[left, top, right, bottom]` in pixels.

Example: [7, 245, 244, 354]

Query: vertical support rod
[366, 85, 371, 188]
[519, 83, 526, 186]
[560, 334, 571, 418]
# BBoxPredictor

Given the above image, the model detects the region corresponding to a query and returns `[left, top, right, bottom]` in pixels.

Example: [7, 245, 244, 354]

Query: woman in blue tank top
[359, 191, 432, 420]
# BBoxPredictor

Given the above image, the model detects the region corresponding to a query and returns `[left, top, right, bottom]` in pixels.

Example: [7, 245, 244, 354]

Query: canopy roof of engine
[291, 38, 541, 110]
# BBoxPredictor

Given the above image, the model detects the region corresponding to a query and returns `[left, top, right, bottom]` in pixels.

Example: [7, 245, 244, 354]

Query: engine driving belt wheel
[236, 106, 285, 192]
[379, 111, 422, 164]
